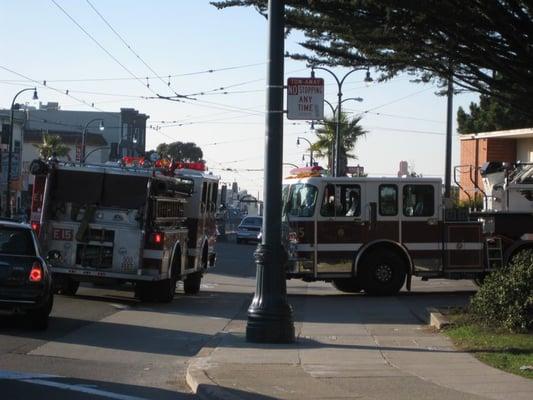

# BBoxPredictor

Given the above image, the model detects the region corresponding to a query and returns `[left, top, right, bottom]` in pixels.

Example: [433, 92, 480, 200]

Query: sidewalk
[186, 295, 533, 400]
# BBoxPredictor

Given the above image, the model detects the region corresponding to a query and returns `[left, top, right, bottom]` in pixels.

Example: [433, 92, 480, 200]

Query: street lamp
[81, 118, 104, 163]
[5, 87, 38, 218]
[296, 136, 313, 166]
[311, 66, 371, 176]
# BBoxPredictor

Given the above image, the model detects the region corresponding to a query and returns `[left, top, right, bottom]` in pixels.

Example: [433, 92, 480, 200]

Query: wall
[516, 138, 533, 163]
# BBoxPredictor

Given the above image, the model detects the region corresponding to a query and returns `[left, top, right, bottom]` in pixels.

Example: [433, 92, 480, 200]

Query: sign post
[287, 78, 324, 120]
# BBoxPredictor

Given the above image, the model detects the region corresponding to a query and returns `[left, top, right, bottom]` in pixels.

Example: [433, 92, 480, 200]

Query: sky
[0, 0, 479, 199]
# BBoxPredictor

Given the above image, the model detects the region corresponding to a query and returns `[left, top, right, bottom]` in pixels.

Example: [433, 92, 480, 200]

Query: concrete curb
[426, 307, 451, 330]
[186, 333, 243, 400]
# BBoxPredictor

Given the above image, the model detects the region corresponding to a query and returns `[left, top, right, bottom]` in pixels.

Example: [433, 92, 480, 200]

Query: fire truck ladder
[453, 165, 488, 210]
[485, 237, 503, 270]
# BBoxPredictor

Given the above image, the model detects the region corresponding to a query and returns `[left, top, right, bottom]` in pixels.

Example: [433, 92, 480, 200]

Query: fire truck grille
[76, 244, 114, 269]
[156, 200, 184, 219]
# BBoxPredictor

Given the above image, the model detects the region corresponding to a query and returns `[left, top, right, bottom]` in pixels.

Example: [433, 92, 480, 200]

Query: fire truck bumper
[50, 267, 165, 281]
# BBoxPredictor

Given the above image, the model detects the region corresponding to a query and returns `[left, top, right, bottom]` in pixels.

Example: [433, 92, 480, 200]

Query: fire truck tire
[331, 278, 362, 293]
[157, 278, 178, 303]
[361, 250, 406, 296]
[60, 278, 80, 296]
[184, 271, 202, 295]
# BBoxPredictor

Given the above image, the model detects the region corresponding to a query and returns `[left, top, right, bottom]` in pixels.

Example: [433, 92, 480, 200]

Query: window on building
[379, 185, 398, 216]
[403, 185, 434, 217]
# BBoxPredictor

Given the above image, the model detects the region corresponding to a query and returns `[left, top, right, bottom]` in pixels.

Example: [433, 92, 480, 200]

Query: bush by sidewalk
[470, 249, 533, 333]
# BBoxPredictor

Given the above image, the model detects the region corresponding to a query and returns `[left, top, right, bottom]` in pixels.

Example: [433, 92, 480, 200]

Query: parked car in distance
[236, 216, 263, 244]
[0, 220, 53, 329]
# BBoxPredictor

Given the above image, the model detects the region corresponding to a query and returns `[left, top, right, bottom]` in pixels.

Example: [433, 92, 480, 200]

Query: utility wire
[85, 0, 188, 99]
[50, 0, 158, 96]
[0, 64, 105, 111]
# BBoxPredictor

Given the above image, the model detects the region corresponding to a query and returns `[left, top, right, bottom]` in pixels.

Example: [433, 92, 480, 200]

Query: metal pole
[246, 0, 294, 343]
[335, 86, 342, 177]
[6, 88, 36, 218]
[444, 76, 453, 199]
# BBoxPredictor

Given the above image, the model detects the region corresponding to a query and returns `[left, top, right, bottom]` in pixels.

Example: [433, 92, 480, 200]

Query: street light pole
[5, 87, 38, 218]
[81, 118, 104, 163]
[312, 67, 370, 176]
[297, 136, 313, 166]
[246, 0, 294, 343]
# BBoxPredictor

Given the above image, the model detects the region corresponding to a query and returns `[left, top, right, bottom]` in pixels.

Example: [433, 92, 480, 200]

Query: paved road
[0, 238, 256, 400]
[0, 238, 477, 399]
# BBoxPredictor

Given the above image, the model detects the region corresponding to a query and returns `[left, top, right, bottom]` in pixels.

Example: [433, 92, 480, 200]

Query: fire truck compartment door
[444, 223, 483, 270]
[113, 229, 142, 273]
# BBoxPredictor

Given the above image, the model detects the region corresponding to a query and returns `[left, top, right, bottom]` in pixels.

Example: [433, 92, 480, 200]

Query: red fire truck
[29, 157, 219, 302]
[281, 166, 524, 296]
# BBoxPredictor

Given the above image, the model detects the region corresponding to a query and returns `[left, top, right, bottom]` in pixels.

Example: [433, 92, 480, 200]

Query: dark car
[236, 216, 263, 244]
[0, 220, 53, 329]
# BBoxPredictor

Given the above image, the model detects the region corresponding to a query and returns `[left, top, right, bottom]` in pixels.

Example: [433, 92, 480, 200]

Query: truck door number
[53, 228, 73, 241]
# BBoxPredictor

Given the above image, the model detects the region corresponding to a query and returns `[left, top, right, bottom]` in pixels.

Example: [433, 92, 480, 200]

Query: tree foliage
[156, 141, 203, 162]
[33, 134, 70, 160]
[458, 94, 533, 134]
[212, 1, 533, 117]
[311, 113, 366, 175]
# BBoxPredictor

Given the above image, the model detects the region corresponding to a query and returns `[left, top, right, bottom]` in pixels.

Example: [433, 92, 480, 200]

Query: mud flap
[406, 273, 412, 291]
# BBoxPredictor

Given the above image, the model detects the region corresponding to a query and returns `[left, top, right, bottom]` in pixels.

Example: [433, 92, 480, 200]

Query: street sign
[286, 77, 324, 120]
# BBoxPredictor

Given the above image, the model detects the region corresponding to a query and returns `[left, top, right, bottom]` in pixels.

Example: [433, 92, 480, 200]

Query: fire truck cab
[283, 167, 489, 295]
[29, 158, 219, 302]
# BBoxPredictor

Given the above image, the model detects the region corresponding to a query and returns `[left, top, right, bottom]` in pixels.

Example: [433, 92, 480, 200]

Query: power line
[0, 64, 105, 111]
[85, 0, 188, 99]
[0, 62, 267, 84]
[50, 0, 158, 96]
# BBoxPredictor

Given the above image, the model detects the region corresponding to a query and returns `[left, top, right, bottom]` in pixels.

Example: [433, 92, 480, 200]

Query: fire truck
[29, 157, 219, 302]
[281, 165, 530, 296]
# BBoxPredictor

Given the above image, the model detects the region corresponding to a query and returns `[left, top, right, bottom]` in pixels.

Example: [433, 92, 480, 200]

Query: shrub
[470, 250, 533, 332]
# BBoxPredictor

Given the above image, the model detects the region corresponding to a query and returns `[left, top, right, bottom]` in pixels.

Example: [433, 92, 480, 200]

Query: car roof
[0, 220, 31, 229]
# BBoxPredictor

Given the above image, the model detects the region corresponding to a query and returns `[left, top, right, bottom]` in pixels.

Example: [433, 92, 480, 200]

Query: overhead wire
[50, 0, 158, 97]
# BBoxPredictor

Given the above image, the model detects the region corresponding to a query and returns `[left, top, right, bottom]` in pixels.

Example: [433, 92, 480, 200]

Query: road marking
[0, 370, 148, 400]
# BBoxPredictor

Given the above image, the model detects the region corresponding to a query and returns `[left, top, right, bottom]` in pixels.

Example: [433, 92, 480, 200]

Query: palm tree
[311, 113, 366, 175]
[34, 133, 70, 160]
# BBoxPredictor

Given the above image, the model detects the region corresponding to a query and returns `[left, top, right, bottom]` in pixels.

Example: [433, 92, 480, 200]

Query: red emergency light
[153, 160, 206, 172]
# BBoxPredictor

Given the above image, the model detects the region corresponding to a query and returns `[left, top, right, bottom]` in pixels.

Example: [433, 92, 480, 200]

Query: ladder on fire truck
[453, 164, 489, 211]
[486, 237, 503, 270]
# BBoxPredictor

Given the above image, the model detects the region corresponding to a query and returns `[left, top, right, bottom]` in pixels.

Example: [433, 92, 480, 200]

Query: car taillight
[151, 232, 164, 245]
[29, 262, 43, 282]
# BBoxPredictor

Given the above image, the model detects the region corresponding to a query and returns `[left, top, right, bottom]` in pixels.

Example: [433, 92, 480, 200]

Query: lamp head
[296, 137, 300, 146]
[32, 89, 39, 100]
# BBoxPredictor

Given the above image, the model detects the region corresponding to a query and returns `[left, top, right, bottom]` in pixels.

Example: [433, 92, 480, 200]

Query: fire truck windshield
[283, 183, 318, 218]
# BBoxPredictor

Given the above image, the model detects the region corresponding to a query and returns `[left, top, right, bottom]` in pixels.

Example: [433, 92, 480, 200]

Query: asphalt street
[0, 238, 477, 399]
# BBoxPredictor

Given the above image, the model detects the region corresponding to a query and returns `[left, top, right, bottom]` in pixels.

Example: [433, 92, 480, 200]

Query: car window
[241, 217, 262, 226]
[0, 226, 36, 256]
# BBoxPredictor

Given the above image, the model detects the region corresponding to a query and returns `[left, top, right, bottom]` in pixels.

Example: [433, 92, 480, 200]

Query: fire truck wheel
[184, 271, 202, 295]
[361, 250, 406, 296]
[331, 278, 362, 293]
[60, 278, 80, 296]
[157, 278, 178, 303]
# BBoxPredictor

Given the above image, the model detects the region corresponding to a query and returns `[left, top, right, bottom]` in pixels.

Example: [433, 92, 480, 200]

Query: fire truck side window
[379, 184, 398, 216]
[288, 183, 318, 217]
[321, 184, 360, 217]
[403, 185, 434, 217]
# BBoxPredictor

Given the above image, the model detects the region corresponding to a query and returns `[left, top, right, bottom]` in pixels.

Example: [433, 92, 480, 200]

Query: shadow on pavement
[0, 316, 212, 357]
